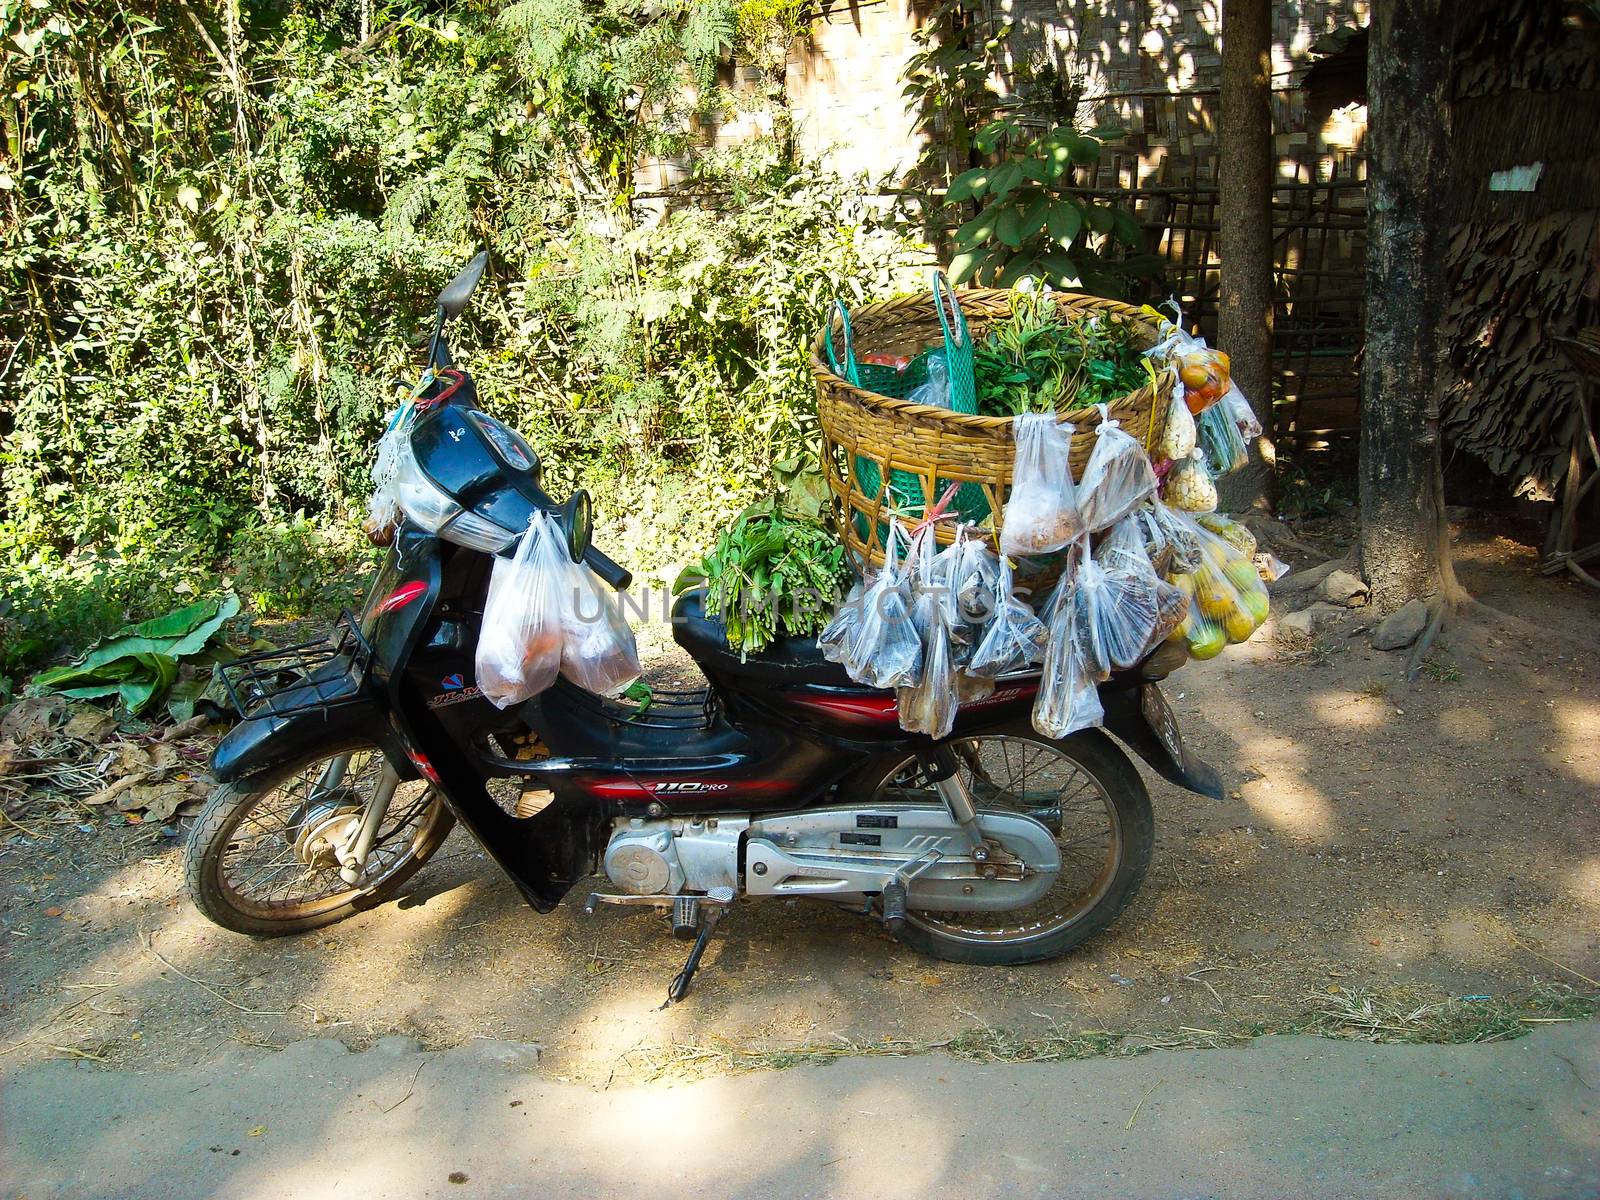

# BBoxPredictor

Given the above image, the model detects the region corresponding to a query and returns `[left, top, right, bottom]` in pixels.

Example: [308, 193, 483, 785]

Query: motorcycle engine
[602, 817, 745, 896]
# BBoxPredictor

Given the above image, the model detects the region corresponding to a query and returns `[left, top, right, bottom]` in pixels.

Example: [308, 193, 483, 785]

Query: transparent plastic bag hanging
[559, 561, 642, 697]
[896, 585, 958, 738]
[1220, 381, 1262, 440]
[1138, 500, 1204, 574]
[1164, 450, 1218, 512]
[818, 581, 866, 663]
[1033, 579, 1104, 739]
[968, 556, 1049, 678]
[1076, 405, 1157, 533]
[1155, 386, 1197, 463]
[1000, 413, 1083, 556]
[839, 519, 923, 689]
[475, 512, 567, 709]
[1096, 512, 1158, 577]
[1198, 401, 1249, 476]
[365, 403, 412, 537]
[1074, 547, 1162, 676]
[1163, 510, 1270, 655]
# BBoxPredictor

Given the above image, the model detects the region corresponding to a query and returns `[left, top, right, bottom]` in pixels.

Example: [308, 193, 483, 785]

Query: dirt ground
[2, 509, 1596, 1085]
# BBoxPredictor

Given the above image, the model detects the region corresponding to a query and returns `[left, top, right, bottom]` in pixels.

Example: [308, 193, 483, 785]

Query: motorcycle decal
[584, 779, 791, 800]
[406, 750, 442, 783]
[778, 683, 1039, 727]
[375, 581, 429, 615]
[441, 673, 465, 691]
[426, 684, 483, 709]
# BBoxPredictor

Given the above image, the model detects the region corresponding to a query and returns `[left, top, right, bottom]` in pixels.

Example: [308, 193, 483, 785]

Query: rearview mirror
[561, 490, 593, 564]
[436, 251, 489, 321]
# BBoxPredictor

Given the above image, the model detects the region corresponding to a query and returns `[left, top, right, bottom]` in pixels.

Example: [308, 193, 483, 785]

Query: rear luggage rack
[219, 612, 376, 722]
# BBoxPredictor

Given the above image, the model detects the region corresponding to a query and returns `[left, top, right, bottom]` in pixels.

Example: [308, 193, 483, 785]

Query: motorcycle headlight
[443, 509, 518, 553]
[391, 440, 460, 533]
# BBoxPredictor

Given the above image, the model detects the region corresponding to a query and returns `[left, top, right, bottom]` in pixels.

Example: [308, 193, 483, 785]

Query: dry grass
[609, 985, 1597, 1084]
[1300, 983, 1595, 1045]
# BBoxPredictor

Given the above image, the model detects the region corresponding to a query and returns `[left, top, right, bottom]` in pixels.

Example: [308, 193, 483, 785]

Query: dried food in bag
[1000, 414, 1083, 556]
[1140, 501, 1204, 573]
[1076, 405, 1157, 533]
[1033, 581, 1104, 739]
[475, 512, 567, 708]
[1096, 512, 1157, 576]
[1154, 387, 1197, 463]
[896, 577, 957, 738]
[817, 581, 866, 663]
[1164, 450, 1218, 512]
[559, 562, 642, 697]
[954, 670, 996, 704]
[1074, 549, 1162, 675]
[839, 520, 923, 689]
[968, 557, 1048, 678]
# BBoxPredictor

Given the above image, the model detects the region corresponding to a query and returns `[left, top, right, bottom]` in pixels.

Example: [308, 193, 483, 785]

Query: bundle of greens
[674, 498, 852, 658]
[972, 290, 1153, 417]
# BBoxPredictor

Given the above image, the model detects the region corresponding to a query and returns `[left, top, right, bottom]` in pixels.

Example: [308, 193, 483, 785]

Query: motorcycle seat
[671, 591, 858, 687]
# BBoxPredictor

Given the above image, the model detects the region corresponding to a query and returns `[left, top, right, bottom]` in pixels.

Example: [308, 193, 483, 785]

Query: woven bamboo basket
[811, 287, 1173, 575]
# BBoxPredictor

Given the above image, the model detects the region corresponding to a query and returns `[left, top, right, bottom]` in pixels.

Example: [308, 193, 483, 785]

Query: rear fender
[1100, 683, 1223, 800]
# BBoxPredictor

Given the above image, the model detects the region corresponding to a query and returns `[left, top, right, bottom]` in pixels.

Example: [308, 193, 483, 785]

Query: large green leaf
[945, 168, 990, 204]
[995, 205, 1023, 248]
[1046, 201, 1083, 246]
[1020, 192, 1051, 238]
[986, 161, 1023, 202]
[30, 593, 239, 715]
[954, 211, 997, 248]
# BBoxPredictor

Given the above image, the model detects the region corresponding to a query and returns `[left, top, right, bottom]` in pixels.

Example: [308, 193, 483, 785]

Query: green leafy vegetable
[674, 498, 850, 658]
[971, 290, 1152, 417]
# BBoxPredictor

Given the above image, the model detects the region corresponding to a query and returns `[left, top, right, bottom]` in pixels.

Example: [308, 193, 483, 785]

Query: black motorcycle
[187, 253, 1220, 1000]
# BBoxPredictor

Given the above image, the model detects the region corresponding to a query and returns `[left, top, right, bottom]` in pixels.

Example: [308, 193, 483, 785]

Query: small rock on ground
[1279, 602, 1345, 637]
[1373, 598, 1432, 650]
[1314, 569, 1370, 607]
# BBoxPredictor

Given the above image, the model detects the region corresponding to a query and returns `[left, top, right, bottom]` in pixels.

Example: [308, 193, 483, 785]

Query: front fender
[1100, 683, 1224, 800]
[210, 698, 412, 784]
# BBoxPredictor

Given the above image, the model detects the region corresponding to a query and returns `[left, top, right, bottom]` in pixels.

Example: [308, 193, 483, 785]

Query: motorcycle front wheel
[185, 742, 455, 936]
[860, 726, 1153, 967]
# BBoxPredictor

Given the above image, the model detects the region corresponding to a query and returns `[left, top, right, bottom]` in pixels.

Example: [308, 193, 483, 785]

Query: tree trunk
[1358, 0, 1464, 612]
[1215, 0, 1276, 513]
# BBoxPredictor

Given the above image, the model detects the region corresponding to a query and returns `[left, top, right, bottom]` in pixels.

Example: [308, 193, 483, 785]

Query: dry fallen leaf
[248, 1126, 266, 1137]
[43, 906, 63, 917]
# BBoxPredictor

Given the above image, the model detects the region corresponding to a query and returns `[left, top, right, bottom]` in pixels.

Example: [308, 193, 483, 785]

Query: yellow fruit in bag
[1186, 615, 1228, 659]
[1198, 512, 1258, 558]
[1193, 563, 1235, 622]
[1222, 606, 1257, 644]
[1241, 586, 1270, 625]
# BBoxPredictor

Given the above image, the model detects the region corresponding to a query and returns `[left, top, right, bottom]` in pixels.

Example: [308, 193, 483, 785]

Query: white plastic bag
[560, 561, 642, 696]
[1033, 576, 1104, 739]
[839, 520, 922, 689]
[896, 584, 958, 737]
[476, 512, 567, 708]
[1001, 414, 1083, 556]
[1077, 405, 1157, 533]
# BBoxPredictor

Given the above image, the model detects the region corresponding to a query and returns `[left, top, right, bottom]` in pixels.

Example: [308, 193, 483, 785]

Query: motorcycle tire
[853, 726, 1153, 967]
[185, 742, 455, 937]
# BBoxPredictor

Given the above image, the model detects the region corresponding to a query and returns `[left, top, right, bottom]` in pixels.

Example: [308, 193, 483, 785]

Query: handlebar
[582, 545, 632, 592]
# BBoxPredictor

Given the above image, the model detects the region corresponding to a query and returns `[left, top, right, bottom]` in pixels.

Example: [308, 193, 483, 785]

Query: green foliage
[0, 0, 920, 674]
[944, 118, 1156, 295]
[31, 593, 240, 717]
[674, 492, 851, 657]
[972, 290, 1154, 416]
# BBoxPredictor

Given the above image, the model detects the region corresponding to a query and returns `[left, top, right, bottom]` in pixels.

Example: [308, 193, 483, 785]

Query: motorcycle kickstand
[664, 895, 728, 1008]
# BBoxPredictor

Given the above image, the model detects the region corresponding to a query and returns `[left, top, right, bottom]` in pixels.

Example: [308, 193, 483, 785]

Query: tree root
[1402, 585, 1599, 683]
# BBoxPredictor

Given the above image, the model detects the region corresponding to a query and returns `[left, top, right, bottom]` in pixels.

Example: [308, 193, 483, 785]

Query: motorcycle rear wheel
[185, 742, 455, 936]
[861, 726, 1152, 967]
